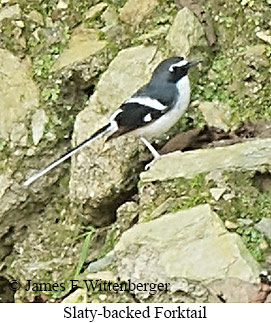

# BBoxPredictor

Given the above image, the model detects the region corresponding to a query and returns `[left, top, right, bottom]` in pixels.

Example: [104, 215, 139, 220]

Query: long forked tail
[24, 123, 113, 186]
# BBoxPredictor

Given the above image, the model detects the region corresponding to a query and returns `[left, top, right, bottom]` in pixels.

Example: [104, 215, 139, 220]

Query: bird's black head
[152, 57, 202, 83]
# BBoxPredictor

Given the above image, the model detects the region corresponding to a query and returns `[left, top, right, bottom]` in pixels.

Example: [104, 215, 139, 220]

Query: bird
[24, 56, 202, 186]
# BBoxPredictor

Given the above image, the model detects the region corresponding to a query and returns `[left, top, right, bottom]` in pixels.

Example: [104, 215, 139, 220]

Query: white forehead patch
[169, 59, 188, 72]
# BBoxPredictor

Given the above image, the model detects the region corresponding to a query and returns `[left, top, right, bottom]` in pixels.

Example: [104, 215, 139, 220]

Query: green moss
[236, 227, 266, 262]
[212, 171, 271, 261]
[198, 0, 271, 125]
[139, 173, 211, 222]
[217, 172, 271, 222]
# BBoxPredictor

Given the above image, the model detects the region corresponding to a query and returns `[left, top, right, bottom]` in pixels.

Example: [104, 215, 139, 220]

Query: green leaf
[74, 228, 95, 279]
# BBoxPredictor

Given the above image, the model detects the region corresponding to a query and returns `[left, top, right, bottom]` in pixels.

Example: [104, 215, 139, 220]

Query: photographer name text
[23, 279, 169, 295]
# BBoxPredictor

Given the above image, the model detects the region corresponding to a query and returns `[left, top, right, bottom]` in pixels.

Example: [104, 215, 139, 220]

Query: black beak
[187, 59, 203, 68]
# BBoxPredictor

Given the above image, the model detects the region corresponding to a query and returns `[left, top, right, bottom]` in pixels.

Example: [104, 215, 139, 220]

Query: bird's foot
[140, 137, 161, 170]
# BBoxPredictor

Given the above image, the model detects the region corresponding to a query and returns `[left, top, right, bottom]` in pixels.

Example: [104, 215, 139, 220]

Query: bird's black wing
[108, 102, 168, 139]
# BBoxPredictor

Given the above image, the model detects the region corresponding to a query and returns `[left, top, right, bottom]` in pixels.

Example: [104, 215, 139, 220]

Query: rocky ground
[0, 0, 271, 303]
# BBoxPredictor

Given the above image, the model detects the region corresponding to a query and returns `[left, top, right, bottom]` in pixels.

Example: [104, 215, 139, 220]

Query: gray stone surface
[84, 2, 108, 20]
[207, 278, 258, 303]
[31, 109, 48, 145]
[141, 138, 271, 182]
[166, 7, 207, 57]
[115, 204, 260, 301]
[0, 4, 21, 22]
[57, 0, 68, 9]
[0, 49, 40, 139]
[51, 27, 107, 71]
[210, 187, 226, 201]
[10, 123, 28, 147]
[69, 45, 162, 224]
[86, 270, 116, 282]
[116, 201, 139, 233]
[101, 6, 118, 27]
[256, 30, 271, 45]
[0, 174, 11, 200]
[62, 288, 88, 303]
[88, 250, 115, 273]
[28, 10, 44, 25]
[198, 101, 231, 132]
[119, 0, 158, 26]
[255, 218, 271, 239]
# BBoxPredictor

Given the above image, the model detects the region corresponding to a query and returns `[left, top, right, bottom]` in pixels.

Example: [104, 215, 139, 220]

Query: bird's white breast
[135, 75, 191, 139]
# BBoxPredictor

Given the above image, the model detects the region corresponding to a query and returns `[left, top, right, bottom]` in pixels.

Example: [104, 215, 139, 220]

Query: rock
[225, 220, 238, 230]
[119, 0, 158, 26]
[198, 101, 231, 132]
[0, 163, 29, 235]
[207, 278, 258, 303]
[0, 49, 40, 140]
[166, 7, 207, 57]
[0, 174, 11, 200]
[28, 10, 44, 25]
[138, 25, 170, 42]
[69, 45, 162, 225]
[10, 123, 27, 146]
[0, 276, 15, 303]
[115, 204, 259, 301]
[88, 250, 115, 273]
[51, 28, 107, 71]
[101, 6, 119, 37]
[84, 3, 107, 20]
[86, 270, 116, 282]
[254, 173, 271, 193]
[255, 218, 271, 239]
[14, 20, 24, 28]
[256, 30, 271, 45]
[141, 138, 271, 182]
[101, 6, 118, 26]
[174, 0, 216, 47]
[98, 294, 107, 301]
[57, 0, 69, 10]
[0, 4, 21, 22]
[244, 45, 269, 68]
[31, 109, 48, 145]
[210, 187, 226, 201]
[116, 201, 139, 232]
[259, 240, 269, 251]
[238, 218, 254, 226]
[223, 193, 235, 201]
[62, 288, 88, 303]
[147, 197, 175, 221]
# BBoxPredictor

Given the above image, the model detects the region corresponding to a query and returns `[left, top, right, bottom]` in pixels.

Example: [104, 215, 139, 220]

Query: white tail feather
[24, 123, 115, 186]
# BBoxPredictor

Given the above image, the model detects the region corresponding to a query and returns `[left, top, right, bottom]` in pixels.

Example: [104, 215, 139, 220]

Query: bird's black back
[134, 80, 179, 109]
